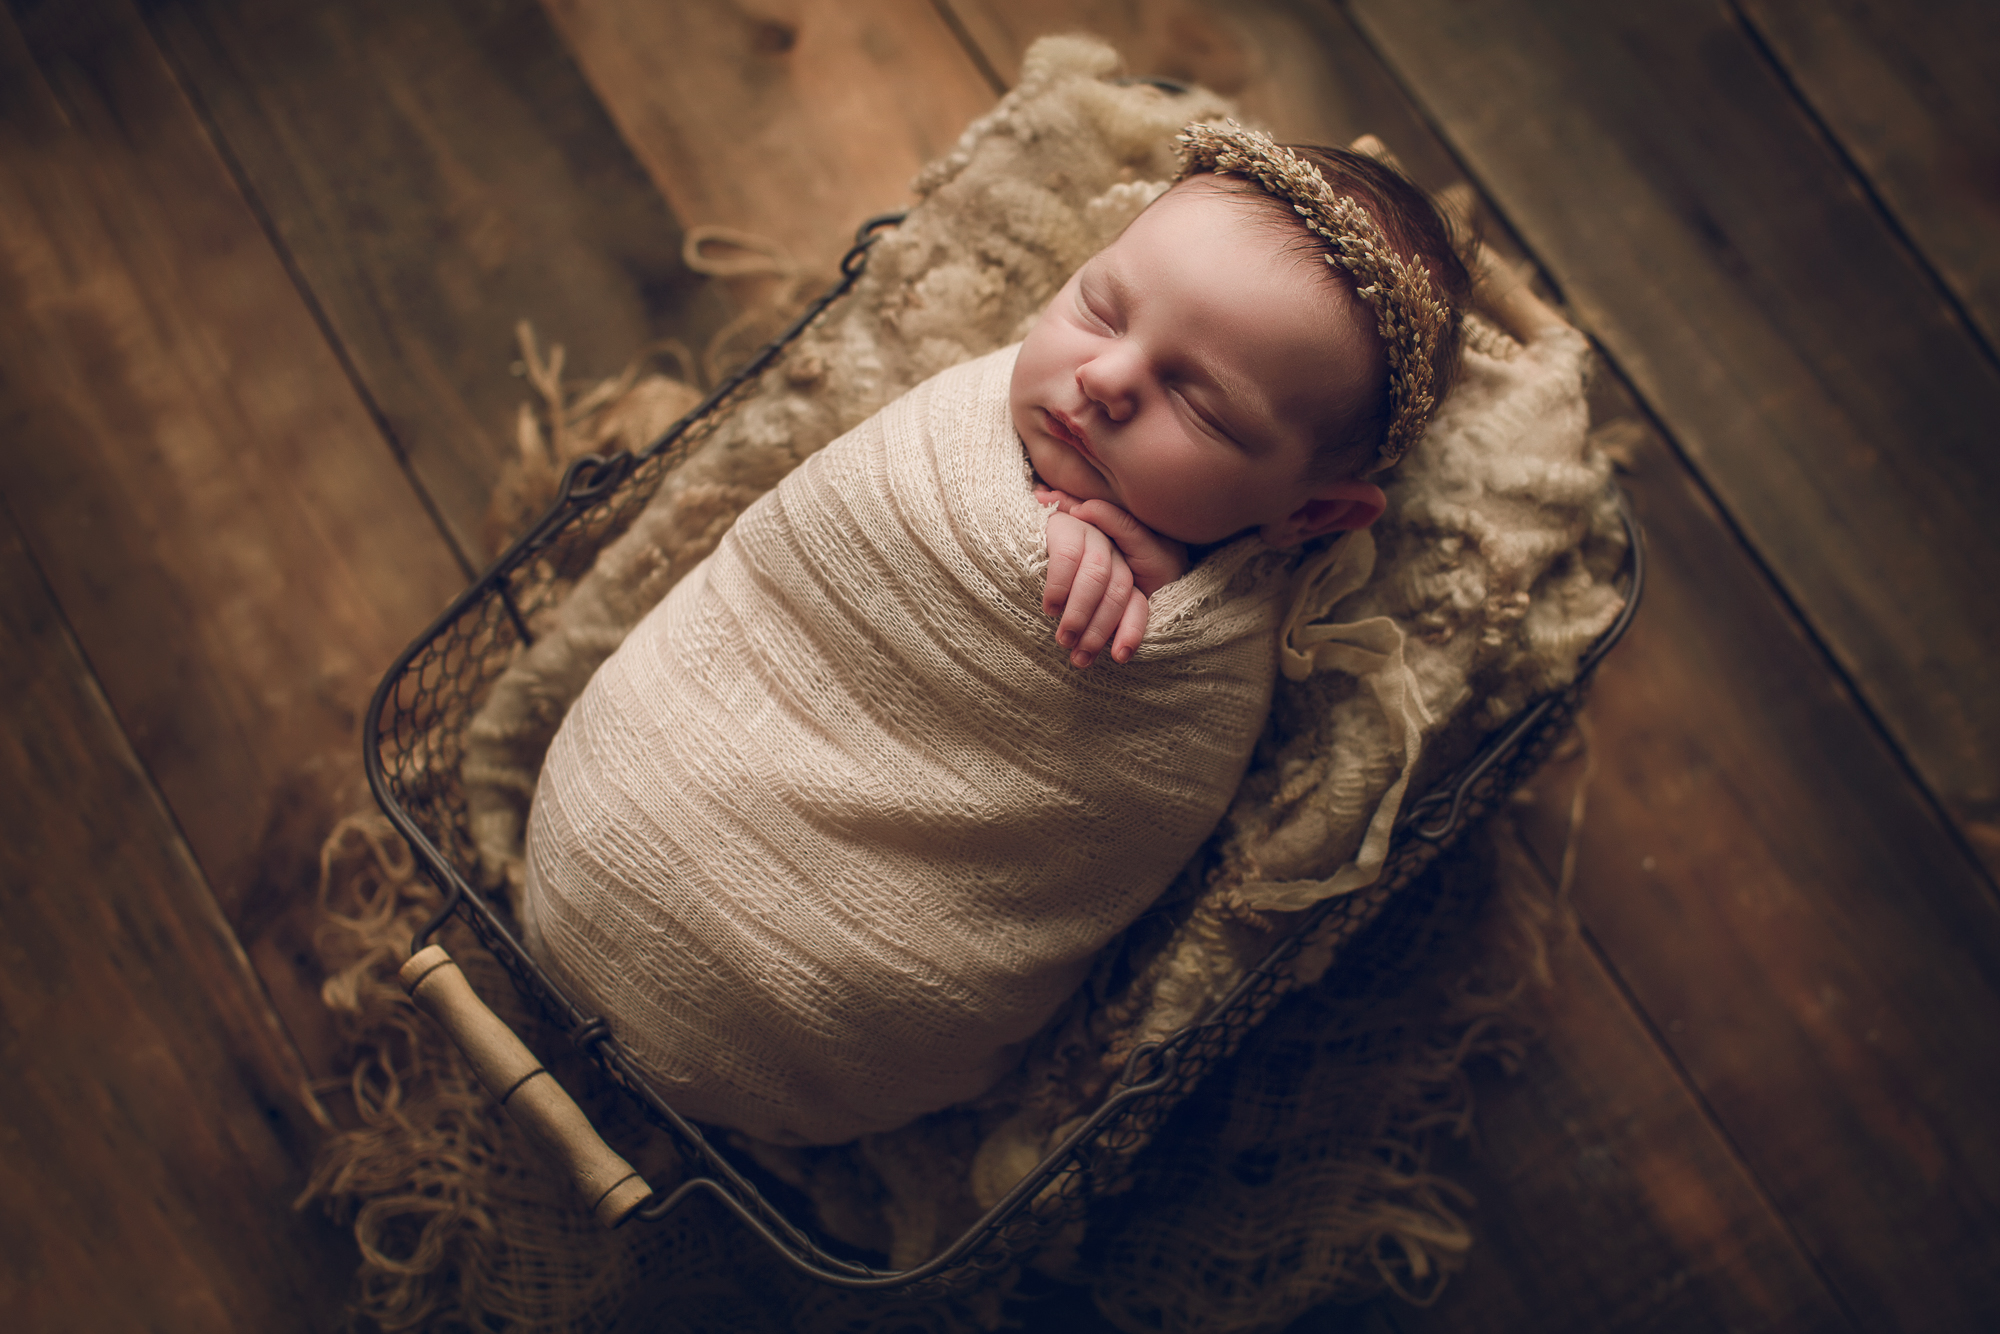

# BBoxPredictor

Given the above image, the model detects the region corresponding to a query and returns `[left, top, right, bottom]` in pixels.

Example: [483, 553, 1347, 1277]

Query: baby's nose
[1076, 354, 1137, 422]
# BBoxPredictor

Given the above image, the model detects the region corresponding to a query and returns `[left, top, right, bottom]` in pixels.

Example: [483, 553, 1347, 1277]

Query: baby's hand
[1036, 487, 1190, 669]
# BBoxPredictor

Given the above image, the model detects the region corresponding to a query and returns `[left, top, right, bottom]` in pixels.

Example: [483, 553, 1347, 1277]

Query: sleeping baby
[521, 123, 1471, 1146]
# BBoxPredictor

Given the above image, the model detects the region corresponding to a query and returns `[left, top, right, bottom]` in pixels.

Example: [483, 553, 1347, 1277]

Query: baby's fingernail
[1056, 629, 1076, 648]
[1071, 649, 1092, 669]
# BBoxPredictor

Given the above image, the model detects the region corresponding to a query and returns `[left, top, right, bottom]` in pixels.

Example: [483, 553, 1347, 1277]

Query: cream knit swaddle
[523, 346, 1301, 1145]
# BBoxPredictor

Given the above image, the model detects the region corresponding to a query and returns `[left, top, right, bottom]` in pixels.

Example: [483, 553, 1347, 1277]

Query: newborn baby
[522, 124, 1470, 1146]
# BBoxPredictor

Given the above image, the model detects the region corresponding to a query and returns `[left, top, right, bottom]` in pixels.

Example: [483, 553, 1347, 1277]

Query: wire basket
[363, 216, 1645, 1299]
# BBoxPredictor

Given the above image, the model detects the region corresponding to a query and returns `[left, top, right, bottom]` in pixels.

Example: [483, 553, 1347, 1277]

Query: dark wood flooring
[2, 1, 1995, 1329]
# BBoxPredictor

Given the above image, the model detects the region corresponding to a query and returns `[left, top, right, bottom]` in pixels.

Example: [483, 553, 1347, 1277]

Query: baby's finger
[1109, 588, 1150, 664]
[1042, 512, 1085, 616]
[1072, 554, 1134, 666]
[1057, 525, 1119, 650]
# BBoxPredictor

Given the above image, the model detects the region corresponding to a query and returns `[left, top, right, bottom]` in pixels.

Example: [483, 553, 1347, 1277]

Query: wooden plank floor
[2, 0, 1995, 1328]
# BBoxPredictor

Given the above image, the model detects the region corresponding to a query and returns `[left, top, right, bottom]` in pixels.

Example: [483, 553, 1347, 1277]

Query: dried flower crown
[1175, 121, 1452, 469]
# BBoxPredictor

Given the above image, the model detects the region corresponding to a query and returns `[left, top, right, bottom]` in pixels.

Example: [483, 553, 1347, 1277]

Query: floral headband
[1175, 121, 1452, 469]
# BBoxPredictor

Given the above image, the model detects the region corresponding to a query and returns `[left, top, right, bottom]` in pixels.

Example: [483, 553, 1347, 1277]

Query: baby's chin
[1015, 424, 1089, 498]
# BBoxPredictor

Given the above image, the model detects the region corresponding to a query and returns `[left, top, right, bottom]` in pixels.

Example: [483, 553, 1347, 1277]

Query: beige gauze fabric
[522, 345, 1307, 1146]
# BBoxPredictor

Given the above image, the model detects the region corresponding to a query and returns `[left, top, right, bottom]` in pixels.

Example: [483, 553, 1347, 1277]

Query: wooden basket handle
[400, 944, 654, 1227]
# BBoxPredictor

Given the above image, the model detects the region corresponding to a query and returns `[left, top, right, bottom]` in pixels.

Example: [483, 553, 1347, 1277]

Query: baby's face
[1011, 178, 1382, 546]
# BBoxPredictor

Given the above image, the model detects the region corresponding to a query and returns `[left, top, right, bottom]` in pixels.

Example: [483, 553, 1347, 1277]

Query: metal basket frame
[362, 216, 1645, 1298]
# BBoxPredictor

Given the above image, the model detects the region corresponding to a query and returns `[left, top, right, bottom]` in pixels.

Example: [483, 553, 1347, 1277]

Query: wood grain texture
[1347, 0, 2000, 877]
[144, 0, 731, 558]
[0, 0, 463, 1019]
[0, 514, 351, 1333]
[1393, 916, 1854, 1334]
[943, 0, 1460, 190]
[1505, 390, 2000, 1330]
[1736, 0, 2000, 353]
[539, 0, 997, 281]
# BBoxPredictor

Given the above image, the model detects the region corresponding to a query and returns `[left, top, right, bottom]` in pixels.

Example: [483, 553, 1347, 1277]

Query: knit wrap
[521, 346, 1294, 1145]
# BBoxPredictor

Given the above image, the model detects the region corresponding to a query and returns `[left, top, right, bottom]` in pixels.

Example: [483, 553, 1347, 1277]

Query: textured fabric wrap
[522, 346, 1296, 1145]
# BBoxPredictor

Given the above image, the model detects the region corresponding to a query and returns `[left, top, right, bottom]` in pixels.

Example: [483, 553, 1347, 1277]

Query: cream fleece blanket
[523, 346, 1302, 1146]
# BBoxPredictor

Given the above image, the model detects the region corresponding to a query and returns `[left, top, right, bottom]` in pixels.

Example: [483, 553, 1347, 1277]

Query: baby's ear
[1260, 481, 1387, 549]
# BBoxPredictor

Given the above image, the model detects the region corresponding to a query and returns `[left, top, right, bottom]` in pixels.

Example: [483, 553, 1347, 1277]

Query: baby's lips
[1045, 408, 1102, 464]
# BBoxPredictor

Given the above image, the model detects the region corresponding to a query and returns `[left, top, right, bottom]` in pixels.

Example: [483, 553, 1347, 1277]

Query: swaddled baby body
[525, 344, 1292, 1145]
[522, 124, 1472, 1145]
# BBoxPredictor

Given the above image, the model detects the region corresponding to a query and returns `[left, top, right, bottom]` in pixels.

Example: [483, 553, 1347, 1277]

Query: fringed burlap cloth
[299, 34, 1626, 1331]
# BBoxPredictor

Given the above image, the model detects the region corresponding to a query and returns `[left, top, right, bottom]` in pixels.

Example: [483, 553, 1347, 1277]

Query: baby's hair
[1176, 125, 1472, 480]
